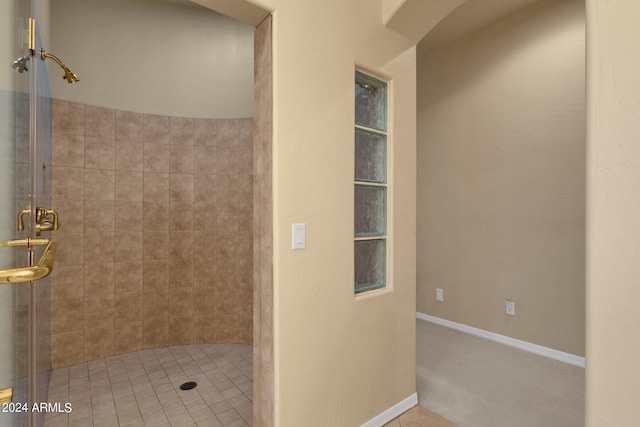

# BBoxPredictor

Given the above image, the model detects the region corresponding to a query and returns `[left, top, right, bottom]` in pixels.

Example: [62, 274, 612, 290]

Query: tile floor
[43, 344, 253, 427]
[42, 342, 455, 427]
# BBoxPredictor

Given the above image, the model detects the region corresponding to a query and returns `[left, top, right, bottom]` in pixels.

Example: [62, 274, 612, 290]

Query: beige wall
[416, 0, 586, 356]
[268, 3, 425, 424]
[49, 0, 254, 118]
[585, 0, 640, 424]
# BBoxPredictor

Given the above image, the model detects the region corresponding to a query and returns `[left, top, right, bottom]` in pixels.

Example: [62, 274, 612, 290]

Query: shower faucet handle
[17, 209, 29, 232]
[16, 207, 60, 235]
[18, 207, 60, 236]
[35, 207, 60, 236]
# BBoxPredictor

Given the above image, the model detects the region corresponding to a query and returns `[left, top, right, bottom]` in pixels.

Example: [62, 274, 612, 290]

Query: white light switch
[292, 223, 306, 249]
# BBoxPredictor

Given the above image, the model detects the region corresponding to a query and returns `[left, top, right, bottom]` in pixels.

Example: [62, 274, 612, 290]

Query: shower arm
[40, 49, 80, 83]
[40, 49, 66, 70]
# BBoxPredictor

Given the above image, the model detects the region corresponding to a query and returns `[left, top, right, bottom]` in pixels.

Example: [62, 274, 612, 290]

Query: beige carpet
[415, 319, 584, 427]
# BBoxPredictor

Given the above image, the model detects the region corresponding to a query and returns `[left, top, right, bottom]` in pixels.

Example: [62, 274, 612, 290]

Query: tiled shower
[50, 100, 253, 368]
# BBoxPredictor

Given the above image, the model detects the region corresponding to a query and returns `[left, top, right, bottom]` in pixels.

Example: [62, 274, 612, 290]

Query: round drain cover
[180, 381, 197, 391]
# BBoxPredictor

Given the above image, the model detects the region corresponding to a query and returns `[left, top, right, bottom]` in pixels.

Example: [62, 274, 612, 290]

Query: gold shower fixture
[40, 49, 80, 84]
[12, 19, 80, 83]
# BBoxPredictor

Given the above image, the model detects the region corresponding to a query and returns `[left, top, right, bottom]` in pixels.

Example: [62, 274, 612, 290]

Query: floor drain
[180, 381, 197, 391]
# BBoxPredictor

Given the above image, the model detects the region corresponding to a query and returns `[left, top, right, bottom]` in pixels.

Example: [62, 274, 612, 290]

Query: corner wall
[416, 0, 586, 356]
[586, 0, 640, 423]
[266, 3, 419, 425]
[201, 0, 428, 425]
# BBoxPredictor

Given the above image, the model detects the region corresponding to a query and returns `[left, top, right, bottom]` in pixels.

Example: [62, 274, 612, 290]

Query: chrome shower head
[11, 55, 30, 73]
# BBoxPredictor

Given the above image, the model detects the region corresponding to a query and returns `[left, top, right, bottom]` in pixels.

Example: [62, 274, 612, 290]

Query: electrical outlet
[436, 288, 444, 302]
[506, 299, 515, 316]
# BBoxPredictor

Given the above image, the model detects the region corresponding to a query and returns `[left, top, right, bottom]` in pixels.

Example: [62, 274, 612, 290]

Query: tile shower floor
[44, 344, 253, 427]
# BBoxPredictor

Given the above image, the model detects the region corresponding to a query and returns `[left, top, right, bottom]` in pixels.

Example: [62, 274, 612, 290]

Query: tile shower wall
[50, 99, 253, 368]
[253, 15, 274, 427]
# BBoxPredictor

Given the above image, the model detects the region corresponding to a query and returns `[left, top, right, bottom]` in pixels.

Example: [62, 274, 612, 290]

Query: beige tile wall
[50, 99, 253, 368]
[253, 15, 273, 427]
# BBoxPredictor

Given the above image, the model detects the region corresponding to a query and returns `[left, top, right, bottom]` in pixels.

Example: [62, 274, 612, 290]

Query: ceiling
[152, 0, 544, 54]
[418, 0, 543, 55]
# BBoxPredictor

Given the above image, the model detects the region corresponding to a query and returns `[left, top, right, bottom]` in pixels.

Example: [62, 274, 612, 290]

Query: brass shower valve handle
[17, 207, 60, 236]
[17, 209, 29, 232]
[36, 207, 59, 235]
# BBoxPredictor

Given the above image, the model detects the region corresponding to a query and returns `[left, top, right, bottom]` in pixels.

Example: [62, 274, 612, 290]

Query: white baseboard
[360, 393, 418, 427]
[416, 312, 585, 368]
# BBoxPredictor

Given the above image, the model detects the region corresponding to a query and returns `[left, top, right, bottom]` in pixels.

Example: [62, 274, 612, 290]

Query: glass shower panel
[1, 1, 33, 426]
[13, 91, 31, 427]
[29, 25, 54, 427]
[1, 4, 53, 425]
[0, 76, 19, 427]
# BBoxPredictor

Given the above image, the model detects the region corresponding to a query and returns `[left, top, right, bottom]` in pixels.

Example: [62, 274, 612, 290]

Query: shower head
[41, 49, 79, 84]
[11, 55, 30, 73]
[62, 66, 79, 84]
